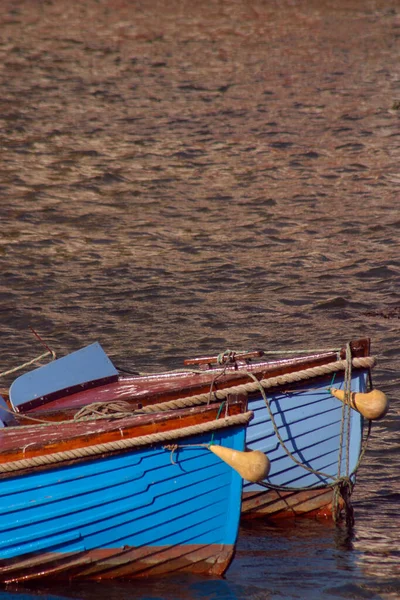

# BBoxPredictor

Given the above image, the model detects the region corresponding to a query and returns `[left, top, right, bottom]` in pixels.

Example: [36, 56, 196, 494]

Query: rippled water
[0, 1, 399, 598]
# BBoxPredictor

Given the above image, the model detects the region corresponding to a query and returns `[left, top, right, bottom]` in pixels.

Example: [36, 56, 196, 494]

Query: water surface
[0, 1, 399, 598]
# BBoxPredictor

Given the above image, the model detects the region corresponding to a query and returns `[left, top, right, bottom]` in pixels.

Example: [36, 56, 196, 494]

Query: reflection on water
[355, 524, 400, 581]
[233, 520, 399, 599]
[352, 452, 400, 585]
[0, 0, 399, 599]
[1, 578, 244, 600]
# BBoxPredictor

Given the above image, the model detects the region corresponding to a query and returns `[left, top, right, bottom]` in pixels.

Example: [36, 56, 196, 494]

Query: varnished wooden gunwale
[0, 339, 373, 524]
[0, 398, 246, 466]
[14, 338, 370, 422]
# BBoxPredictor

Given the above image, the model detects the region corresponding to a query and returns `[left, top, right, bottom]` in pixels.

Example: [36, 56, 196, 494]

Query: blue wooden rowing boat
[241, 367, 367, 520]
[2, 338, 387, 522]
[0, 400, 252, 583]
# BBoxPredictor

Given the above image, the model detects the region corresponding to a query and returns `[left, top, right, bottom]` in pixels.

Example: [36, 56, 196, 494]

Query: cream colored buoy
[330, 388, 389, 420]
[209, 445, 270, 482]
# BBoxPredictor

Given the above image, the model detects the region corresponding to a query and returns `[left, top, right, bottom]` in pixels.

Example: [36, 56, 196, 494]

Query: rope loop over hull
[139, 356, 376, 413]
[0, 411, 253, 474]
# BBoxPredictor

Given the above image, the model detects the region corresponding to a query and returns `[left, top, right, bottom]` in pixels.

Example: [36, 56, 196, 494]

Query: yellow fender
[209, 445, 270, 482]
[330, 388, 389, 420]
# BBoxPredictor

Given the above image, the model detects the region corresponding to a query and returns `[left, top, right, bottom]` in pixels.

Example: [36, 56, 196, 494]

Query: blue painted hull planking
[242, 369, 367, 518]
[0, 426, 245, 583]
[3, 338, 379, 521]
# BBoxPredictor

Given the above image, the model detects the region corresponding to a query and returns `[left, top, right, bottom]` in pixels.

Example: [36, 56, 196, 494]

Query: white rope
[139, 356, 376, 413]
[0, 350, 56, 379]
[0, 411, 253, 474]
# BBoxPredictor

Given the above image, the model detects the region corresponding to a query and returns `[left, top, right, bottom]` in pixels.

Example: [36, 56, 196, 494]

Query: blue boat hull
[3, 338, 375, 522]
[0, 426, 245, 582]
[242, 369, 367, 518]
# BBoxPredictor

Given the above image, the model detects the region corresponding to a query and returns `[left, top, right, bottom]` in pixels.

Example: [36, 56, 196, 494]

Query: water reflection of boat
[0, 574, 242, 600]
[352, 483, 400, 583]
[0, 398, 251, 583]
[1, 337, 387, 523]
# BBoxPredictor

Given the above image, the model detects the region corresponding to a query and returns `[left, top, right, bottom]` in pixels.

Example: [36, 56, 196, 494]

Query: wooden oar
[209, 446, 270, 482]
[330, 388, 389, 420]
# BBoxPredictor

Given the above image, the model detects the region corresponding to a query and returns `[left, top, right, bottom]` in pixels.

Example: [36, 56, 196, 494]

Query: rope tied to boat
[164, 443, 179, 464]
[73, 401, 142, 421]
[252, 343, 370, 527]
[0, 329, 56, 379]
[137, 356, 376, 413]
[217, 350, 237, 365]
[0, 411, 254, 474]
[246, 371, 354, 485]
[132, 353, 375, 525]
[0, 350, 56, 379]
[0, 352, 374, 523]
[332, 477, 355, 528]
[164, 401, 227, 464]
[332, 343, 354, 526]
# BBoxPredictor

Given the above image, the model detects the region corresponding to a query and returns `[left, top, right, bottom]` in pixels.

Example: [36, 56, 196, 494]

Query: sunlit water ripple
[0, 1, 399, 598]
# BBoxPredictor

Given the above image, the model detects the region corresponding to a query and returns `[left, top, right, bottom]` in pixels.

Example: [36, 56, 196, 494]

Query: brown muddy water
[0, 1, 399, 598]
